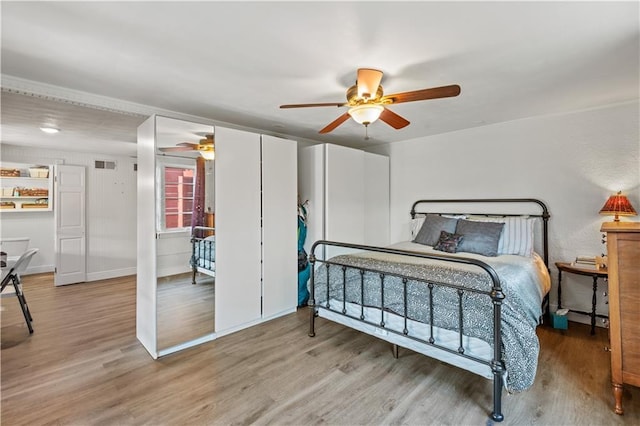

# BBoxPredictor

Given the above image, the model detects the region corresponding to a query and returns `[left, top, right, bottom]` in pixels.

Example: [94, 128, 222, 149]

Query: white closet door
[325, 144, 365, 258]
[215, 127, 262, 332]
[364, 152, 390, 247]
[261, 135, 297, 318]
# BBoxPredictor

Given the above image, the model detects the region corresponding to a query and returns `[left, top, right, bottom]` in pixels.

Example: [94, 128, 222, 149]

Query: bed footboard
[308, 240, 506, 422]
[190, 226, 216, 285]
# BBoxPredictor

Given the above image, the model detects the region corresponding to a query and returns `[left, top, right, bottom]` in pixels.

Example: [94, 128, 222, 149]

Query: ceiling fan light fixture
[200, 150, 215, 160]
[348, 104, 384, 125]
[40, 126, 60, 134]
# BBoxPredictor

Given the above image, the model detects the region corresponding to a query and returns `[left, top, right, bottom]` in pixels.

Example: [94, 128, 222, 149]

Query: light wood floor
[2, 273, 639, 425]
[157, 272, 215, 350]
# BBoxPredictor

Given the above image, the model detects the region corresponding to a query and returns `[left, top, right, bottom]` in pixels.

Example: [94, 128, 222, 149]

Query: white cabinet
[298, 144, 389, 259]
[0, 162, 54, 212]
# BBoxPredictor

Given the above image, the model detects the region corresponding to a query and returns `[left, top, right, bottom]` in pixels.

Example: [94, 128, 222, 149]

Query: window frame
[156, 158, 197, 233]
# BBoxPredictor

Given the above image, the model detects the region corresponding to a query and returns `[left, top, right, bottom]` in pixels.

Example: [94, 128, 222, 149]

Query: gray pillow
[413, 214, 459, 246]
[455, 219, 505, 257]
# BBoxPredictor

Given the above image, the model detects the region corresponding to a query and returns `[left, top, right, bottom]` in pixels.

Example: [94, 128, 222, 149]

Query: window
[160, 165, 195, 230]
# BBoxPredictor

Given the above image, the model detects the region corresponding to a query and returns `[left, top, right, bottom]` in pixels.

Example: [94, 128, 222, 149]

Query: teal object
[297, 215, 310, 306]
[298, 217, 305, 251]
[551, 312, 568, 330]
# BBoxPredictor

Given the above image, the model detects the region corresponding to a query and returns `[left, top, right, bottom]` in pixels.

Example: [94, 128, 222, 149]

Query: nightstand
[555, 261, 608, 335]
[601, 221, 640, 415]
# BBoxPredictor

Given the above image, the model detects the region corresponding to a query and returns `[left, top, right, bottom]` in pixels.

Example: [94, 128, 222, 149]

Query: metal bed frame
[190, 225, 216, 285]
[307, 198, 550, 422]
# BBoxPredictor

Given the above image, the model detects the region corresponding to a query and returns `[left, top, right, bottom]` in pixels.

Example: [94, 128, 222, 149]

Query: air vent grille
[95, 160, 116, 170]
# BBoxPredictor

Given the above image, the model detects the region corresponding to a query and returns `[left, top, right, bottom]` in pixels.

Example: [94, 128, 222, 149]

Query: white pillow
[467, 215, 536, 257]
[410, 216, 425, 238]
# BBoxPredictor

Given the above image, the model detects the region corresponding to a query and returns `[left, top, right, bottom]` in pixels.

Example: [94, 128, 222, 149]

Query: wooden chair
[1, 248, 39, 334]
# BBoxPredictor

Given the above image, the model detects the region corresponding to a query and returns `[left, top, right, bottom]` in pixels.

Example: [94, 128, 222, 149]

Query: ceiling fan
[159, 134, 215, 160]
[280, 68, 461, 136]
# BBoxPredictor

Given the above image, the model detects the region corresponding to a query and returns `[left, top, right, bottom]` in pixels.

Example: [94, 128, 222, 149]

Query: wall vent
[95, 160, 116, 170]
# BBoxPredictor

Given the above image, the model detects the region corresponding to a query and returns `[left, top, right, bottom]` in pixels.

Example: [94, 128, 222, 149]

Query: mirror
[155, 116, 215, 352]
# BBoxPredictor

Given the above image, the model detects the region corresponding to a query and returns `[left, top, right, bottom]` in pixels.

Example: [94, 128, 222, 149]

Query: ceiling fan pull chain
[364, 124, 370, 140]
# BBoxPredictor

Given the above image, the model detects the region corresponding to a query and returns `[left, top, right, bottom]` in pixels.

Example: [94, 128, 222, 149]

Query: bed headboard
[410, 198, 551, 267]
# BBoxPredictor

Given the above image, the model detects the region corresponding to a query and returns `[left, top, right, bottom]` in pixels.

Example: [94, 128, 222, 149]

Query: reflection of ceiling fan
[280, 68, 460, 136]
[159, 134, 215, 160]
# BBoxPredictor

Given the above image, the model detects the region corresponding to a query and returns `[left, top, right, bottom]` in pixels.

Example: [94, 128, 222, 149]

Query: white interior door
[54, 165, 86, 286]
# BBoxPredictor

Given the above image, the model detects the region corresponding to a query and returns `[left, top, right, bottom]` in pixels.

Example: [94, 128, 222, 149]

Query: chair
[1, 248, 39, 334]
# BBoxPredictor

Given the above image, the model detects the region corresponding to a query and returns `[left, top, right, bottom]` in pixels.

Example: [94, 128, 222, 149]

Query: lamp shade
[599, 191, 637, 222]
[348, 104, 384, 125]
[200, 149, 215, 160]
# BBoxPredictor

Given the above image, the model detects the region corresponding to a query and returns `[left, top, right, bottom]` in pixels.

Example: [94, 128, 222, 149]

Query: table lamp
[599, 191, 637, 222]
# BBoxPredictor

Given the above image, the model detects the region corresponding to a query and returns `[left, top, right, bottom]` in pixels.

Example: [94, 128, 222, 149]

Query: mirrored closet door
[137, 115, 216, 357]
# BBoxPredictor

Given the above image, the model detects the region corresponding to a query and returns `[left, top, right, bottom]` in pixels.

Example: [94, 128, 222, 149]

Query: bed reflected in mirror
[155, 116, 215, 352]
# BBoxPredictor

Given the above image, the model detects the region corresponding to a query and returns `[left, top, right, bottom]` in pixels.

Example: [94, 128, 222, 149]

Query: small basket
[0, 168, 20, 177]
[0, 202, 16, 209]
[29, 168, 49, 178]
[20, 188, 48, 197]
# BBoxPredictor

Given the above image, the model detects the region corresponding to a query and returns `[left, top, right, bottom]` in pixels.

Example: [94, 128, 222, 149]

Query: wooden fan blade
[357, 68, 383, 100]
[383, 84, 461, 104]
[379, 108, 410, 129]
[280, 102, 346, 109]
[159, 146, 194, 152]
[319, 112, 351, 134]
[176, 142, 199, 148]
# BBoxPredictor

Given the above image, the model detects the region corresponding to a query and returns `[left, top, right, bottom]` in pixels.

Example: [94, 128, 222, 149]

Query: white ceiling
[1, 1, 638, 156]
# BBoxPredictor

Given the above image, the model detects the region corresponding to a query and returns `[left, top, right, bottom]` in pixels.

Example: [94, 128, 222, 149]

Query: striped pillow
[467, 216, 536, 257]
[410, 216, 426, 239]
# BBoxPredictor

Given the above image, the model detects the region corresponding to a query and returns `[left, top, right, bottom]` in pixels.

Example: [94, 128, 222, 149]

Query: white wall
[0, 144, 137, 280]
[382, 101, 639, 326]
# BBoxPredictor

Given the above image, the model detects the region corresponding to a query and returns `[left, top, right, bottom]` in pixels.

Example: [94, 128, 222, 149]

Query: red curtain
[192, 156, 206, 233]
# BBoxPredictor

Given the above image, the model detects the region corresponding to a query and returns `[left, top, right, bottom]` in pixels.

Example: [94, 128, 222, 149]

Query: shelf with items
[0, 162, 54, 212]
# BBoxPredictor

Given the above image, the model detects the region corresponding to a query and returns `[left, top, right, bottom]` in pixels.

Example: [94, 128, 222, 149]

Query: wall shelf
[0, 162, 54, 212]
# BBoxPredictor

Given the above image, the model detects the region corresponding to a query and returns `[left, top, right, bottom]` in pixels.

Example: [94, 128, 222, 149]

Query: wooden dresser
[601, 221, 640, 415]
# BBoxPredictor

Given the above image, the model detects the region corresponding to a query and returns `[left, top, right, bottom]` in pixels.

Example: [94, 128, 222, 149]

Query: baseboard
[156, 266, 192, 279]
[25, 264, 55, 275]
[22, 266, 136, 281]
[87, 267, 136, 282]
